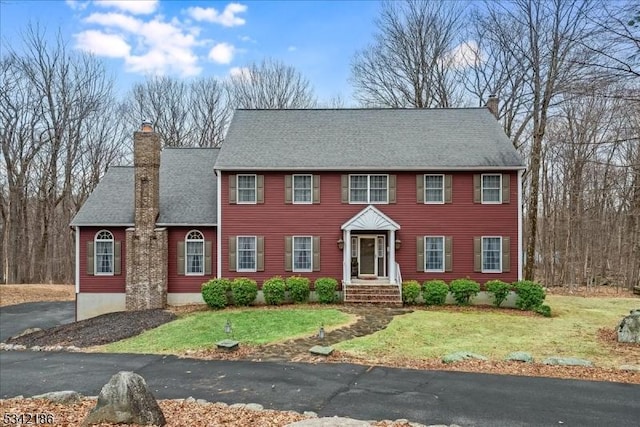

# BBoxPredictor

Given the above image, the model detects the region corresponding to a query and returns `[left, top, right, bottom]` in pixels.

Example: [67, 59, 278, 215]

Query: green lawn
[103, 307, 352, 354]
[334, 295, 639, 368]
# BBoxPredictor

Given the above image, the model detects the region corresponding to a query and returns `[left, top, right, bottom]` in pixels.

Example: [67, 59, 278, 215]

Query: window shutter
[416, 236, 424, 272]
[177, 241, 185, 275]
[257, 236, 265, 271]
[114, 241, 121, 275]
[444, 175, 453, 204]
[445, 236, 452, 272]
[473, 174, 481, 203]
[86, 241, 94, 275]
[416, 175, 424, 203]
[205, 241, 212, 275]
[257, 175, 264, 204]
[502, 174, 510, 203]
[229, 174, 237, 204]
[388, 175, 397, 203]
[341, 175, 349, 203]
[284, 175, 292, 204]
[313, 236, 320, 271]
[313, 175, 320, 204]
[228, 237, 236, 272]
[474, 237, 482, 272]
[284, 236, 292, 271]
[502, 236, 510, 272]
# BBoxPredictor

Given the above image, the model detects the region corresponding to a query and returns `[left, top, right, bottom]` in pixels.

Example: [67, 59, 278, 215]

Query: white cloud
[239, 35, 255, 43]
[94, 0, 158, 15]
[287, 45, 297, 52]
[208, 42, 235, 64]
[75, 30, 131, 57]
[85, 12, 142, 33]
[66, 0, 89, 11]
[229, 66, 251, 81]
[446, 40, 483, 69]
[187, 3, 247, 27]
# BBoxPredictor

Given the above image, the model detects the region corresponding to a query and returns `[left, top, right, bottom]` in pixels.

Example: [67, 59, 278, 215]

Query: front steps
[343, 283, 402, 307]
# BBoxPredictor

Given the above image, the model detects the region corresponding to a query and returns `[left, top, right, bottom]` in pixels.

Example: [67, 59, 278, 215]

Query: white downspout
[343, 229, 351, 285]
[389, 229, 396, 284]
[216, 169, 222, 278]
[75, 226, 80, 294]
[517, 169, 523, 280]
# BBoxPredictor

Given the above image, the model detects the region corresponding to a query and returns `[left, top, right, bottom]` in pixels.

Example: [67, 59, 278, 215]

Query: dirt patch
[546, 285, 638, 298]
[0, 284, 74, 307]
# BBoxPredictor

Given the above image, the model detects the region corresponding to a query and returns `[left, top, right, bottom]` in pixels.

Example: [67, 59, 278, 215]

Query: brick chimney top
[486, 95, 499, 119]
[141, 120, 153, 133]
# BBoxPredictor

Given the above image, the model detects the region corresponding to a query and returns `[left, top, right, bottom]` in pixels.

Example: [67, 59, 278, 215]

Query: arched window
[95, 230, 114, 275]
[186, 230, 204, 275]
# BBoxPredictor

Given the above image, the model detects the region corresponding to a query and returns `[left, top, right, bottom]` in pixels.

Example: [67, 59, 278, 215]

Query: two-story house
[71, 104, 525, 320]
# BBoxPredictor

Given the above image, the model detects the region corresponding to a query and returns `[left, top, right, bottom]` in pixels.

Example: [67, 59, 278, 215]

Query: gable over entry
[341, 206, 400, 285]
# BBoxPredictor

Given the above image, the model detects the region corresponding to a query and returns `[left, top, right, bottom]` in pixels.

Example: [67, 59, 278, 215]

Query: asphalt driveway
[0, 301, 74, 342]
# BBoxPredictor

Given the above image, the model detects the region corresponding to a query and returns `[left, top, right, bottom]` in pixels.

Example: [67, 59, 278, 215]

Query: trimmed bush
[315, 277, 338, 304]
[263, 276, 286, 305]
[485, 280, 512, 307]
[287, 276, 310, 303]
[535, 304, 552, 317]
[231, 277, 258, 306]
[422, 280, 448, 306]
[402, 280, 421, 305]
[201, 278, 231, 309]
[513, 280, 546, 310]
[449, 278, 480, 305]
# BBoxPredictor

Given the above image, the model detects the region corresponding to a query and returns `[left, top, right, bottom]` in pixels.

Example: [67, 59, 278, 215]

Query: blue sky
[1, 0, 383, 103]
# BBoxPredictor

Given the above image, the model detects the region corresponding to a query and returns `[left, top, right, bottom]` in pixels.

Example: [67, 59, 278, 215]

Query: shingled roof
[216, 108, 525, 171]
[70, 148, 218, 227]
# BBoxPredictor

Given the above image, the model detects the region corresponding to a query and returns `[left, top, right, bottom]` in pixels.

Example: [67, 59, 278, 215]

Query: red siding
[79, 227, 127, 293]
[167, 227, 217, 293]
[221, 172, 519, 286]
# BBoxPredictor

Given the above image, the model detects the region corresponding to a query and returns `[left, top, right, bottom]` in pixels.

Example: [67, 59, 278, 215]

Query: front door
[359, 237, 376, 276]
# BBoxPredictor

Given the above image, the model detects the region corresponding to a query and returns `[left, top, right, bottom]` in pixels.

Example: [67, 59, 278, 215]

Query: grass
[334, 295, 639, 368]
[102, 307, 352, 354]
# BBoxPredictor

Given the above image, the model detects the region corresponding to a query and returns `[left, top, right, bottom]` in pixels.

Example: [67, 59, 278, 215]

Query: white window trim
[185, 230, 205, 276]
[424, 174, 445, 204]
[481, 173, 502, 204]
[482, 236, 502, 273]
[95, 230, 114, 276]
[237, 174, 257, 204]
[425, 235, 445, 273]
[292, 235, 313, 273]
[349, 174, 389, 204]
[292, 174, 313, 204]
[237, 235, 257, 272]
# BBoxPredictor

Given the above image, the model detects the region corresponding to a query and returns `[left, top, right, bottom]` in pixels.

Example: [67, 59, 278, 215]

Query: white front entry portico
[341, 205, 401, 285]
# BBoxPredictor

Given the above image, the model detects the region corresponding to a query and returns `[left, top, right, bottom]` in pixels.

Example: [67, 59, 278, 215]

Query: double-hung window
[237, 175, 257, 203]
[237, 236, 257, 271]
[482, 174, 501, 203]
[293, 236, 312, 272]
[186, 230, 204, 275]
[425, 236, 444, 272]
[482, 237, 502, 272]
[425, 175, 444, 203]
[350, 175, 388, 203]
[95, 230, 114, 275]
[293, 175, 312, 203]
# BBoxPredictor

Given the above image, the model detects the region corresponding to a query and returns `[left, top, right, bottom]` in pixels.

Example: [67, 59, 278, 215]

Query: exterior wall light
[337, 239, 344, 250]
[395, 239, 402, 250]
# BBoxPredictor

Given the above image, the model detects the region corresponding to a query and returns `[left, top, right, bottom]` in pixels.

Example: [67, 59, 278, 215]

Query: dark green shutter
[284, 236, 292, 271]
[284, 175, 292, 204]
[177, 241, 185, 275]
[416, 175, 424, 203]
[444, 236, 452, 272]
[502, 174, 510, 203]
[229, 174, 237, 204]
[114, 241, 121, 275]
[228, 237, 236, 272]
[473, 174, 481, 203]
[86, 241, 94, 275]
[257, 236, 264, 271]
[205, 241, 212, 275]
[474, 237, 482, 272]
[313, 236, 320, 271]
[444, 175, 452, 203]
[416, 236, 424, 272]
[313, 175, 320, 204]
[502, 237, 511, 272]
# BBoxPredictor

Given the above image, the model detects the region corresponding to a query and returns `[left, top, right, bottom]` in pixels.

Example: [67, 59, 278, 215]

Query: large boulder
[83, 371, 165, 426]
[617, 309, 640, 343]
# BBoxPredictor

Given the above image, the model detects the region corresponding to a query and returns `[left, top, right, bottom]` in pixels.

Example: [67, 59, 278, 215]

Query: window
[237, 175, 256, 203]
[95, 230, 114, 275]
[293, 175, 312, 203]
[482, 174, 501, 203]
[185, 230, 204, 275]
[482, 237, 502, 272]
[293, 236, 312, 271]
[349, 175, 388, 203]
[425, 236, 444, 272]
[237, 236, 257, 271]
[425, 175, 444, 203]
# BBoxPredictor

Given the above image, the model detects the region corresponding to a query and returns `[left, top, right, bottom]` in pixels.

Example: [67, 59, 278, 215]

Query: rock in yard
[286, 416, 372, 426]
[505, 351, 534, 363]
[542, 357, 593, 367]
[442, 351, 488, 363]
[617, 309, 640, 343]
[82, 371, 165, 426]
[309, 345, 334, 356]
[11, 327, 43, 339]
[32, 390, 82, 404]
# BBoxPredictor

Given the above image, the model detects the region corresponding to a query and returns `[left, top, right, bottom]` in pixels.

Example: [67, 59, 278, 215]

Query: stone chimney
[486, 95, 499, 119]
[125, 121, 168, 311]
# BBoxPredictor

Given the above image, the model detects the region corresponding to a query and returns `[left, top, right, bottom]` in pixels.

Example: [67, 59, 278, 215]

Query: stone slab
[309, 346, 334, 356]
[216, 340, 239, 350]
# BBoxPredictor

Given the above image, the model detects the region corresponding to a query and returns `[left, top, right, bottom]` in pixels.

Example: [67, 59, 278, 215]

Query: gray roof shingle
[70, 148, 218, 227]
[216, 108, 525, 170]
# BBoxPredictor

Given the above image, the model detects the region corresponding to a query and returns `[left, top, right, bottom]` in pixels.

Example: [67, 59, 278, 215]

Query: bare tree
[226, 58, 316, 109]
[350, 0, 465, 108]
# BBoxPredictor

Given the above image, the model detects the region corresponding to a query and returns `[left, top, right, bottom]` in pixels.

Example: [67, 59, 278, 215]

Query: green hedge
[287, 276, 310, 303]
[513, 280, 546, 310]
[422, 280, 448, 306]
[231, 277, 258, 306]
[201, 278, 231, 309]
[402, 280, 421, 305]
[263, 276, 286, 305]
[449, 278, 480, 305]
[485, 280, 512, 308]
[315, 277, 338, 304]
